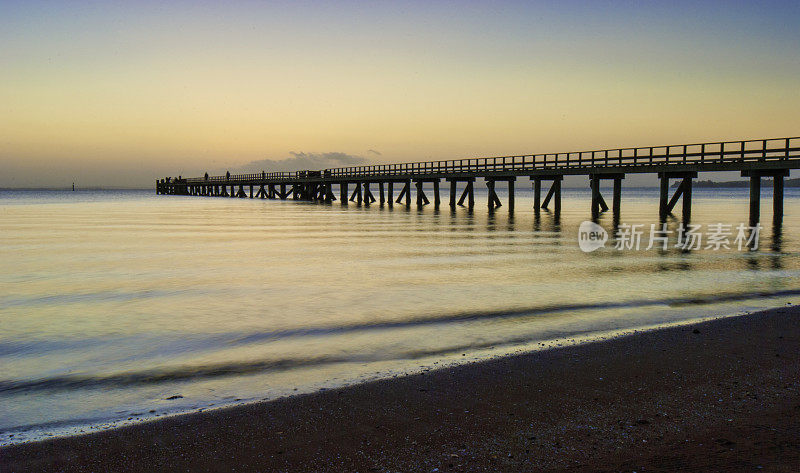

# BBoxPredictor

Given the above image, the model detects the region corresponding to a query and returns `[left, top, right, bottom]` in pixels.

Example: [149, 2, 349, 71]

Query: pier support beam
[396, 181, 408, 205]
[589, 175, 612, 219]
[774, 174, 784, 225]
[588, 174, 624, 220]
[349, 183, 363, 204]
[395, 179, 412, 206]
[485, 177, 514, 211]
[486, 180, 499, 210]
[415, 180, 427, 207]
[536, 176, 563, 220]
[447, 178, 476, 209]
[683, 177, 692, 223]
[379, 182, 385, 205]
[387, 182, 394, 207]
[325, 183, 334, 203]
[340, 183, 348, 205]
[742, 169, 789, 226]
[750, 175, 761, 227]
[413, 179, 436, 207]
[535, 176, 563, 219]
[591, 176, 601, 219]
[659, 172, 697, 221]
[364, 182, 376, 205]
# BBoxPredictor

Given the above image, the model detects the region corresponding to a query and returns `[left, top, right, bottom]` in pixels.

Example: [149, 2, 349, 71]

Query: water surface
[1, 187, 798, 444]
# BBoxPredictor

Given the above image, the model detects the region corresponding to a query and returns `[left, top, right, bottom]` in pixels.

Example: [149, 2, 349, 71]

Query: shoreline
[0, 302, 775, 446]
[0, 310, 726, 446]
[3, 304, 799, 472]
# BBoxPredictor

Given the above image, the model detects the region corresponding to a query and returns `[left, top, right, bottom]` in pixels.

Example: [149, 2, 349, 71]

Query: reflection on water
[0, 187, 798, 443]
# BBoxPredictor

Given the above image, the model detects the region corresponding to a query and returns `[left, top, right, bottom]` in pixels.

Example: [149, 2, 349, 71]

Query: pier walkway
[158, 137, 799, 224]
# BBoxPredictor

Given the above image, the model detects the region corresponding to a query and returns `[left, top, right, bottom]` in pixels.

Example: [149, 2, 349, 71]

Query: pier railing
[161, 136, 798, 224]
[326, 137, 798, 178]
[183, 137, 799, 183]
[187, 171, 294, 184]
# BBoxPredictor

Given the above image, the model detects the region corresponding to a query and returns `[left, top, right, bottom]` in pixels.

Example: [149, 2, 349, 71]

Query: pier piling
[750, 174, 761, 227]
[774, 174, 784, 225]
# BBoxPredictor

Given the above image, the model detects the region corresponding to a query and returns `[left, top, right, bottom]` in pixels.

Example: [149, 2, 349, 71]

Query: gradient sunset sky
[2, 1, 799, 187]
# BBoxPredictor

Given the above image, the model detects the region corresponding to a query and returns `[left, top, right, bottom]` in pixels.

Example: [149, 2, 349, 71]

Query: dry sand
[2, 305, 799, 472]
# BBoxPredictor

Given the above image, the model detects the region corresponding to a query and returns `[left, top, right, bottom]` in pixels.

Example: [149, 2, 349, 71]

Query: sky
[1, 0, 799, 188]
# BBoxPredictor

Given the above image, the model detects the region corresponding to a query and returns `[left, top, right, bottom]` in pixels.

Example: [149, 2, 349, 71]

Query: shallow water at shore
[1, 187, 799, 444]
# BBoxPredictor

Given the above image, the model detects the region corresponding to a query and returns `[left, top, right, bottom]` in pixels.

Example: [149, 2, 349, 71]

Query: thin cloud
[234, 152, 369, 173]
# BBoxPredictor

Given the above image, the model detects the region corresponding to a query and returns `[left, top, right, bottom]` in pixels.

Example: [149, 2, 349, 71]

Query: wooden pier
[158, 137, 799, 224]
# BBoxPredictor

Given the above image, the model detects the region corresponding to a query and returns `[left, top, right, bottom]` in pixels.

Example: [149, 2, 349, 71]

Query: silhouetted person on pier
[205, 172, 209, 180]
[226, 171, 231, 180]
[262, 171, 266, 179]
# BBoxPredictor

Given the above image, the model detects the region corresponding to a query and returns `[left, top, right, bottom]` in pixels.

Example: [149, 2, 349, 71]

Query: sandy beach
[2, 305, 798, 472]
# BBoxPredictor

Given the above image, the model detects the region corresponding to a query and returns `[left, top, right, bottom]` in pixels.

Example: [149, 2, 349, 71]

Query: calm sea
[1, 187, 798, 444]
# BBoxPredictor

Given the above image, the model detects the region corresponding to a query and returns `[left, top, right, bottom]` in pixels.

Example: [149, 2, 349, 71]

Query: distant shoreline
[0, 187, 151, 191]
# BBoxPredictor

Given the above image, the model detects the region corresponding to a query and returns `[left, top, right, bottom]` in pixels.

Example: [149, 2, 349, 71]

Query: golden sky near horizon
[2, 1, 799, 187]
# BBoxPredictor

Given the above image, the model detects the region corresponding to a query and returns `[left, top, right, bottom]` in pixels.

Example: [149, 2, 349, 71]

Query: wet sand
[2, 305, 799, 472]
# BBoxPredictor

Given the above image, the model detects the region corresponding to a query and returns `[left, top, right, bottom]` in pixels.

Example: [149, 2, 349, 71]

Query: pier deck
[158, 137, 799, 224]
